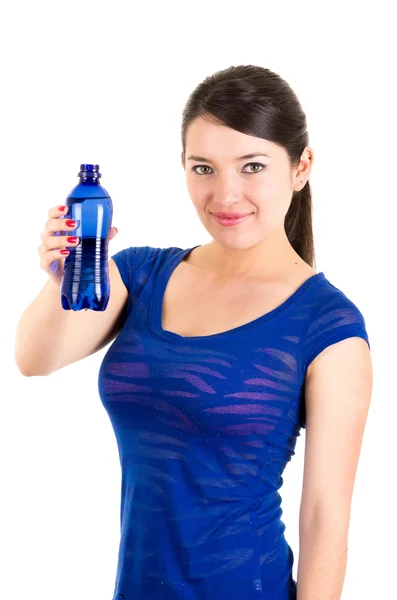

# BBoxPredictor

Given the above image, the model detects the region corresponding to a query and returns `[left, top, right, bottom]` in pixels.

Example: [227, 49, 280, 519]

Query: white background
[2, 1, 395, 598]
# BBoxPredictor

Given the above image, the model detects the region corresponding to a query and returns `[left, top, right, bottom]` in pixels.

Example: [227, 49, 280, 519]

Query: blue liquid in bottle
[60, 164, 113, 311]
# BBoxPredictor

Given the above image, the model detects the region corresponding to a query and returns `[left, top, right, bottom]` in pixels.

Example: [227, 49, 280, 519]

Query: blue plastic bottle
[60, 164, 113, 311]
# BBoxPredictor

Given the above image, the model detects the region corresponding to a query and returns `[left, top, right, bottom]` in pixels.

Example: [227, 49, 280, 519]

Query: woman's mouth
[211, 212, 253, 226]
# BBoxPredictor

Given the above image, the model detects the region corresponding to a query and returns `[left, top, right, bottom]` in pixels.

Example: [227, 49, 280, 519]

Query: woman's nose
[212, 174, 242, 204]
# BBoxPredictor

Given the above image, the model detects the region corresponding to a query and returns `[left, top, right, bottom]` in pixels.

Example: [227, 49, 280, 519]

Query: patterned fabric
[98, 245, 370, 600]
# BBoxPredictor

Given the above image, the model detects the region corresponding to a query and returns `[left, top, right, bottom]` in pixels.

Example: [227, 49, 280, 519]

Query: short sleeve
[110, 245, 162, 320]
[111, 246, 134, 291]
[301, 293, 370, 376]
[299, 292, 371, 429]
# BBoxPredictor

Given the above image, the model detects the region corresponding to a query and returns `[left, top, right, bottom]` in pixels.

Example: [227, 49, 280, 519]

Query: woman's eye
[191, 165, 212, 175]
[191, 162, 265, 175]
[244, 162, 265, 173]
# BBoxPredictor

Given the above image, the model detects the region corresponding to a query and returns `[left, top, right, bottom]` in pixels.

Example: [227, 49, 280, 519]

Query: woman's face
[182, 116, 312, 250]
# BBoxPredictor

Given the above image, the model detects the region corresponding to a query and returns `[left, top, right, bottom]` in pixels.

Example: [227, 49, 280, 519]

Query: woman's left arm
[297, 336, 373, 600]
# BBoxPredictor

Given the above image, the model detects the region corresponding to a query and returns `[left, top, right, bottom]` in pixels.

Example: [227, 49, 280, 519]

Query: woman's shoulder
[111, 244, 186, 268]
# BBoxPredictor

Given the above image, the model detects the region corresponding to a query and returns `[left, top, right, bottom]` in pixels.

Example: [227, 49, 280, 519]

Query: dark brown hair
[181, 65, 316, 269]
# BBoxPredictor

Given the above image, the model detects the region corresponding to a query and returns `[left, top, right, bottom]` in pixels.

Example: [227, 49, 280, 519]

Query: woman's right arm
[14, 205, 126, 377]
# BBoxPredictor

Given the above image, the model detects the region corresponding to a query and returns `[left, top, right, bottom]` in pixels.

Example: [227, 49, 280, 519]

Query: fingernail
[58, 206, 67, 211]
[114, 227, 118, 233]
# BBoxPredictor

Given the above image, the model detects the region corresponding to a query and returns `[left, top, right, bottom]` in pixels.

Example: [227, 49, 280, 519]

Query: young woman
[18, 64, 373, 599]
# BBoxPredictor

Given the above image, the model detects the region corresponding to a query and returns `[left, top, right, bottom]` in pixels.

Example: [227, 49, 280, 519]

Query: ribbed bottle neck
[78, 177, 101, 184]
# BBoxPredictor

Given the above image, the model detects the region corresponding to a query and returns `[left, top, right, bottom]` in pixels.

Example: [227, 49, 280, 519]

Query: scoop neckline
[149, 245, 325, 344]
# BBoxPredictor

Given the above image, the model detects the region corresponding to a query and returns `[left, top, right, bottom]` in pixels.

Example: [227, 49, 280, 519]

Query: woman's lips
[211, 212, 253, 226]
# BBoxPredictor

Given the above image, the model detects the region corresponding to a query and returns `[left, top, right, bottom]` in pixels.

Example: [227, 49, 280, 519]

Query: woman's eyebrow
[186, 153, 270, 163]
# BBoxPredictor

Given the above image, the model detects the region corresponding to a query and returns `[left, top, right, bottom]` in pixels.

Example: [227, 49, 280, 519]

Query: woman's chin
[207, 232, 260, 251]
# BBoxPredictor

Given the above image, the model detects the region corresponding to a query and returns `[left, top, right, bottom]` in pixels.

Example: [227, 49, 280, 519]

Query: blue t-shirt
[98, 245, 370, 600]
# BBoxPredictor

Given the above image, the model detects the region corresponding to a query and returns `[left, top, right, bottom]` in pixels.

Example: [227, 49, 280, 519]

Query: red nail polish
[58, 206, 66, 211]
